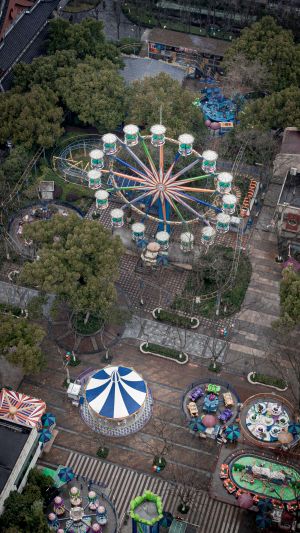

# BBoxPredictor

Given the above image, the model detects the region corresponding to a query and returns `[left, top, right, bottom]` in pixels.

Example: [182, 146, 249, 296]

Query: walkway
[123, 316, 227, 362]
[57, 450, 245, 533]
[224, 178, 286, 379]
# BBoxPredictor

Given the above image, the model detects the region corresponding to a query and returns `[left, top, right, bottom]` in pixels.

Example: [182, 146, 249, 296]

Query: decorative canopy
[0, 388, 46, 428]
[86, 366, 147, 419]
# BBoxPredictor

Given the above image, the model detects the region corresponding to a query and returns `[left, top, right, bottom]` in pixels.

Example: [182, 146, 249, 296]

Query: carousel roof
[85, 366, 147, 419]
[0, 388, 46, 428]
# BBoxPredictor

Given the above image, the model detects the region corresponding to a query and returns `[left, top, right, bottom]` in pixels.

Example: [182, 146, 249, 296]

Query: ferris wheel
[53, 124, 239, 252]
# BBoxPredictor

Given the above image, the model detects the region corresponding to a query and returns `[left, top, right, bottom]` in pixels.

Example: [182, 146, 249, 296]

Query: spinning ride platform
[240, 394, 296, 449]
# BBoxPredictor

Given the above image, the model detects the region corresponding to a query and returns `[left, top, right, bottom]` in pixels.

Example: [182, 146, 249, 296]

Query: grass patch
[142, 342, 187, 363]
[72, 312, 104, 335]
[154, 308, 197, 329]
[173, 246, 252, 318]
[251, 373, 287, 390]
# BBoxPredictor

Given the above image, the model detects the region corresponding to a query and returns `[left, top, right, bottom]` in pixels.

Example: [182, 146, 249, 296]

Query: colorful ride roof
[85, 366, 147, 419]
[0, 388, 46, 428]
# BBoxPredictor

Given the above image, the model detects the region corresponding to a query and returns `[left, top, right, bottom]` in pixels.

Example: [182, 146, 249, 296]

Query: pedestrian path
[123, 316, 227, 362]
[66, 451, 243, 533]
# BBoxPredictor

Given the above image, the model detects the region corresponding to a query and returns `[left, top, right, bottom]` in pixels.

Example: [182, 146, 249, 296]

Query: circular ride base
[240, 394, 295, 449]
[228, 452, 300, 504]
[46, 474, 118, 533]
[183, 379, 240, 439]
[80, 390, 153, 437]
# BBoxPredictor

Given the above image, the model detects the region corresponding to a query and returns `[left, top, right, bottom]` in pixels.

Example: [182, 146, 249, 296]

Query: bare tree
[168, 465, 202, 514]
[141, 407, 175, 468]
[222, 53, 270, 99]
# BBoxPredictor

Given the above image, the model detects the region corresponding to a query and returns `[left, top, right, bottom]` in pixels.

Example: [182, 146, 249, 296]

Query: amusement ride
[53, 124, 242, 254]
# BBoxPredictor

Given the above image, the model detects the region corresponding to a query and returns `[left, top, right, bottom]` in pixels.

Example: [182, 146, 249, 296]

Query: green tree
[224, 16, 300, 92]
[0, 470, 52, 533]
[0, 315, 45, 373]
[279, 267, 300, 326]
[47, 18, 121, 65]
[240, 86, 300, 130]
[57, 57, 126, 131]
[0, 86, 64, 148]
[126, 73, 206, 141]
[0, 145, 33, 199]
[12, 50, 78, 92]
[20, 214, 123, 321]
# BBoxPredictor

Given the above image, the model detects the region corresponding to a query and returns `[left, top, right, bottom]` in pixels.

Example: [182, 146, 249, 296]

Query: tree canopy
[279, 267, 300, 327]
[0, 314, 45, 373]
[0, 469, 53, 533]
[0, 86, 63, 148]
[13, 50, 78, 92]
[240, 86, 300, 130]
[127, 73, 206, 141]
[20, 214, 123, 319]
[57, 57, 126, 131]
[224, 16, 300, 92]
[47, 18, 122, 65]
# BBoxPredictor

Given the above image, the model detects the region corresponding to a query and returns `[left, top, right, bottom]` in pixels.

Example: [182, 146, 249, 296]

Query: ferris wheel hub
[156, 183, 166, 192]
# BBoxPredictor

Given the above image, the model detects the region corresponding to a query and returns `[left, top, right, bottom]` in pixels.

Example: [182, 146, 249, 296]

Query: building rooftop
[278, 171, 300, 208]
[121, 56, 185, 84]
[0, 0, 60, 88]
[0, 420, 31, 492]
[281, 128, 300, 155]
[145, 28, 230, 57]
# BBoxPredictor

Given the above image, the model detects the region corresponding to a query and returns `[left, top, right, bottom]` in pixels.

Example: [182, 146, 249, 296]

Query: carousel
[80, 366, 153, 437]
[0, 388, 46, 428]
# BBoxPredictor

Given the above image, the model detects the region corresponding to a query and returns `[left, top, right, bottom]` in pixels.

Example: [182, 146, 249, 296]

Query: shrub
[0, 302, 23, 316]
[96, 446, 109, 459]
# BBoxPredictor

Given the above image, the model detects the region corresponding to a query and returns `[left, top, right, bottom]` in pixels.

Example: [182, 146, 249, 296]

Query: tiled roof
[0, 0, 59, 80]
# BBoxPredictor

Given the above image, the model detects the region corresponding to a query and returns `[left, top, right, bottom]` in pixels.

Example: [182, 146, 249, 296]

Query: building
[274, 128, 300, 260]
[0, 388, 46, 513]
[0, 0, 60, 91]
[0, 0, 34, 40]
[142, 28, 230, 78]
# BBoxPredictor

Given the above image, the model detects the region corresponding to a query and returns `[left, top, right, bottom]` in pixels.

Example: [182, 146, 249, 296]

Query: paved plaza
[123, 316, 227, 362]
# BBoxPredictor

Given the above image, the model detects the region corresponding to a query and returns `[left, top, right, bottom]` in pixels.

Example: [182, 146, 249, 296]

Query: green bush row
[251, 373, 286, 389]
[154, 308, 197, 329]
[142, 342, 186, 362]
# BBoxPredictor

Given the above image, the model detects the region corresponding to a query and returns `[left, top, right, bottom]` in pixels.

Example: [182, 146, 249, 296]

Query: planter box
[152, 308, 199, 329]
[247, 372, 288, 392]
[140, 342, 188, 365]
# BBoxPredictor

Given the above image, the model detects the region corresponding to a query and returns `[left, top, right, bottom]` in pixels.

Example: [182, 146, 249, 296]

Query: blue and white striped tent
[85, 366, 147, 419]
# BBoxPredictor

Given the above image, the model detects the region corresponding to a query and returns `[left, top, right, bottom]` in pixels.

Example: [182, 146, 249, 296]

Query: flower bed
[248, 372, 287, 391]
[140, 342, 188, 364]
[152, 308, 199, 329]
